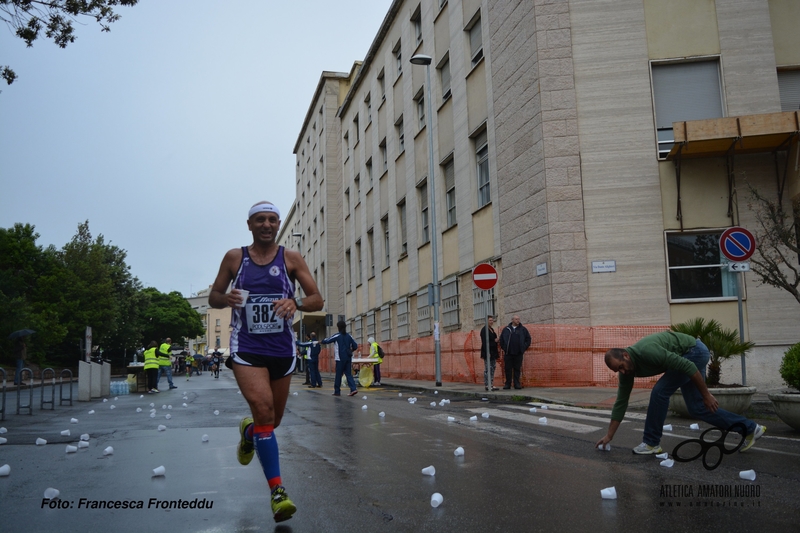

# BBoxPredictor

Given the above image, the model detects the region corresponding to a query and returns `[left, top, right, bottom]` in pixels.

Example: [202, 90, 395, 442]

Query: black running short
[228, 352, 295, 380]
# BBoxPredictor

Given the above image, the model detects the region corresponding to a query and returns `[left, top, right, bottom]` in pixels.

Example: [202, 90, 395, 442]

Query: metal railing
[41, 368, 56, 410]
[16, 368, 33, 415]
[60, 369, 73, 406]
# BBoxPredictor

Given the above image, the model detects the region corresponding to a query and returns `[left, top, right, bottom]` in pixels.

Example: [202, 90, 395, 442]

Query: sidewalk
[327, 374, 783, 412]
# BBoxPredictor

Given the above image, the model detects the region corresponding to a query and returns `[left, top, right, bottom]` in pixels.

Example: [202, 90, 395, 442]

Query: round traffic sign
[719, 227, 756, 262]
[472, 263, 498, 290]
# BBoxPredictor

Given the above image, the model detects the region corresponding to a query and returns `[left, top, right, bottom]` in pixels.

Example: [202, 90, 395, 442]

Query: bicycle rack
[0, 368, 6, 421]
[60, 369, 73, 406]
[41, 368, 56, 410]
[16, 368, 34, 415]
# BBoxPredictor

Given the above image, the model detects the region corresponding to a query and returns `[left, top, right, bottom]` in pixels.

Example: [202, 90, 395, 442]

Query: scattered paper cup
[0, 427, 6, 433]
[167, 405, 172, 410]
[454, 446, 465, 456]
[660, 459, 674, 468]
[430, 402, 437, 407]
[235, 289, 250, 307]
[60, 430, 70, 436]
[65, 445, 77, 453]
[161, 405, 166, 410]
[102, 399, 108, 403]
[213, 410, 219, 416]
[0, 464, 10, 476]
[447, 416, 455, 422]
[182, 403, 187, 407]
[149, 413, 155, 418]
[70, 418, 78, 424]
[539, 417, 548, 425]
[421, 465, 436, 476]
[434, 391, 438, 395]
[430, 493, 443, 508]
[149, 403, 155, 408]
[114, 397, 118, 401]
[655, 452, 669, 460]
[44, 488, 60, 500]
[109, 405, 115, 410]
[80, 434, 90, 441]
[597, 444, 611, 451]
[152, 465, 166, 477]
[0, 437, 7, 445]
[690, 423, 700, 430]
[663, 424, 673, 431]
[379, 412, 386, 418]
[481, 412, 490, 419]
[36, 438, 47, 446]
[600, 487, 617, 500]
[165, 414, 171, 420]
[158, 425, 166, 432]
[103, 446, 113, 455]
[529, 407, 537, 413]
[88, 410, 95, 414]
[739, 469, 756, 481]
[540, 405, 548, 410]
[469, 415, 478, 421]
[362, 396, 367, 400]
[292, 392, 298, 396]
[398, 393, 403, 397]
[362, 405, 368, 411]
[136, 408, 142, 413]
[201, 435, 209, 442]
[78, 441, 89, 449]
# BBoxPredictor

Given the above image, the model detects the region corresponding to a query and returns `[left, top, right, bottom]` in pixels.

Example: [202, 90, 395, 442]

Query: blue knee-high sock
[253, 424, 281, 490]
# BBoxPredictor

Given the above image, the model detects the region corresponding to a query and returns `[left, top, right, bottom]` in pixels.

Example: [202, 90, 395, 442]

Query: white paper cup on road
[88, 410, 95, 414]
[663, 424, 673, 431]
[165, 414, 171, 420]
[430, 493, 443, 508]
[469, 415, 478, 421]
[0, 464, 10, 476]
[152, 465, 166, 477]
[158, 425, 167, 431]
[235, 289, 250, 307]
[421, 465, 436, 476]
[201, 435, 209, 442]
[80, 434, 90, 441]
[430, 402, 436, 407]
[65, 445, 77, 453]
[60, 430, 70, 436]
[454, 446, 465, 456]
[362, 405, 368, 410]
[136, 408, 142, 413]
[660, 459, 674, 468]
[529, 407, 537, 413]
[447, 416, 455, 422]
[0, 437, 7, 445]
[597, 444, 611, 451]
[70, 418, 78, 424]
[78, 441, 89, 449]
[690, 423, 700, 430]
[600, 487, 617, 500]
[0, 427, 6, 433]
[36, 438, 47, 446]
[539, 417, 548, 425]
[44, 488, 60, 500]
[739, 469, 756, 481]
[655, 452, 669, 460]
[103, 446, 114, 456]
[378, 412, 385, 418]
[481, 412, 490, 419]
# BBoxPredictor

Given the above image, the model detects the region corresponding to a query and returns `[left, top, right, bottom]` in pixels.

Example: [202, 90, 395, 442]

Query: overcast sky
[0, 0, 392, 296]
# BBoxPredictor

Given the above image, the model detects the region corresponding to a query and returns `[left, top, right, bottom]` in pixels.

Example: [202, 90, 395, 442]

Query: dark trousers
[504, 354, 523, 388]
[146, 368, 159, 390]
[374, 363, 381, 383]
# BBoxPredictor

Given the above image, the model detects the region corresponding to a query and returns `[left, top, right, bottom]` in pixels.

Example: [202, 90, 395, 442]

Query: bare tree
[747, 185, 800, 305]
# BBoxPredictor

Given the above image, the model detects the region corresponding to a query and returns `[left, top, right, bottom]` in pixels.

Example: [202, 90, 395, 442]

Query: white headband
[248, 203, 280, 220]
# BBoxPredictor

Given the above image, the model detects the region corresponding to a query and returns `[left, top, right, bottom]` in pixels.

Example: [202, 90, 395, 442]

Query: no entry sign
[719, 227, 756, 262]
[472, 263, 498, 290]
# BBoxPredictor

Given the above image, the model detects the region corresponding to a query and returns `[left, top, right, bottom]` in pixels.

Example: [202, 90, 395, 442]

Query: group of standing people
[479, 314, 532, 391]
[142, 338, 178, 393]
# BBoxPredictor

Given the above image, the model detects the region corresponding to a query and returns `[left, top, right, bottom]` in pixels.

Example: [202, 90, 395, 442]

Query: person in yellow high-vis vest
[143, 341, 160, 393]
[157, 337, 177, 390]
[368, 337, 383, 386]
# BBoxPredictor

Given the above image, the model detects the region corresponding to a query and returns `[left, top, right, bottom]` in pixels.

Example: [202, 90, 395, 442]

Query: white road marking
[465, 408, 602, 434]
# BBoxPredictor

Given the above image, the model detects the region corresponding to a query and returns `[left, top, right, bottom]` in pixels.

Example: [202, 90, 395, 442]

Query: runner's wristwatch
[294, 296, 303, 309]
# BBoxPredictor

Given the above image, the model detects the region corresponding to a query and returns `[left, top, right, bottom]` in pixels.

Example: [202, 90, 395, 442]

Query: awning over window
[666, 110, 799, 160]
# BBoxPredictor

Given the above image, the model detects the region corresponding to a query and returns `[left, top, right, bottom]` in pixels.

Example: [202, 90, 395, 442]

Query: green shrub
[779, 342, 800, 391]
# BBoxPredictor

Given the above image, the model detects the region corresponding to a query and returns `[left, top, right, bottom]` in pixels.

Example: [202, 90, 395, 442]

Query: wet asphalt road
[1, 371, 799, 532]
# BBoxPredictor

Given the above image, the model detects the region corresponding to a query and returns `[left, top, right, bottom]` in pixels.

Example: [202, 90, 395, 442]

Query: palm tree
[671, 318, 755, 386]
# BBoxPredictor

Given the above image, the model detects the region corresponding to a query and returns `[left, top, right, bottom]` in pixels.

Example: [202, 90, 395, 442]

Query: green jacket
[143, 348, 160, 370]
[611, 331, 698, 421]
[157, 342, 172, 366]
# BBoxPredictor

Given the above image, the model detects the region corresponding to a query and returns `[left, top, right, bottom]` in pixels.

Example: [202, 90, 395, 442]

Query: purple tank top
[229, 246, 296, 357]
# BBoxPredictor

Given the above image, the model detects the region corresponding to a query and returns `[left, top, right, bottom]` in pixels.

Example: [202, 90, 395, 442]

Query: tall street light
[410, 53, 442, 386]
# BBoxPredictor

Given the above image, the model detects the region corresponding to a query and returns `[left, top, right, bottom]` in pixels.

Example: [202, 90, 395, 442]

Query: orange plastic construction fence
[319, 324, 671, 389]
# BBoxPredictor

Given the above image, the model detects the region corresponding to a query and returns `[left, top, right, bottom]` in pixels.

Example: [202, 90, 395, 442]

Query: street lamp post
[410, 53, 442, 386]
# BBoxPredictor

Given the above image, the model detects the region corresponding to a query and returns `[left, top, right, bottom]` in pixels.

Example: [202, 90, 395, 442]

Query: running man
[209, 201, 323, 523]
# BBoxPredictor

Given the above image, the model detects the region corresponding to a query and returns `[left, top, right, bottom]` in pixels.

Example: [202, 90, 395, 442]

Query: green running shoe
[271, 486, 297, 523]
[237, 417, 254, 465]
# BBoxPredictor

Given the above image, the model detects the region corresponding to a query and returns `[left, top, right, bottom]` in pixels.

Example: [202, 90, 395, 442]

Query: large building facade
[293, 0, 800, 389]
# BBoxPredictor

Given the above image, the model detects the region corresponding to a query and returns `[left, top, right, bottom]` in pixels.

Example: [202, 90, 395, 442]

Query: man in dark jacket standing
[500, 315, 531, 389]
